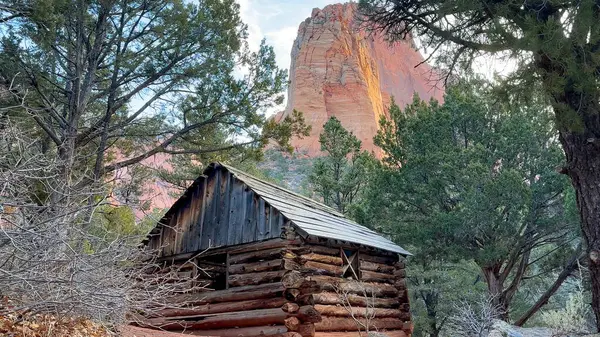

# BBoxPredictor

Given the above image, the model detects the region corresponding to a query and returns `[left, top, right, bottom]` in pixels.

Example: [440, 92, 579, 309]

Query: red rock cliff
[278, 3, 444, 156]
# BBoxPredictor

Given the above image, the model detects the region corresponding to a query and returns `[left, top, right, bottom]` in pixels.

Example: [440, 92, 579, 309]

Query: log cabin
[143, 162, 413, 337]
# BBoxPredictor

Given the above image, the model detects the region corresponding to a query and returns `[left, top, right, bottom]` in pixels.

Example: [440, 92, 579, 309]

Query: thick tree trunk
[481, 267, 509, 321]
[559, 128, 600, 330]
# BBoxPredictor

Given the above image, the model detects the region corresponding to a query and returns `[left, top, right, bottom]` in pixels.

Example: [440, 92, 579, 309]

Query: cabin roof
[151, 162, 411, 256]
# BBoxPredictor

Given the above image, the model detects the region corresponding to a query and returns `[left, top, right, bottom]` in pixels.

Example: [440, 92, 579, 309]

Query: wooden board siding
[147, 166, 285, 257]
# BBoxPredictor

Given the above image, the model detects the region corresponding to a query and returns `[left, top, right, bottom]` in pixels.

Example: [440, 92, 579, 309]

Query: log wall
[143, 235, 412, 337]
[280, 241, 412, 337]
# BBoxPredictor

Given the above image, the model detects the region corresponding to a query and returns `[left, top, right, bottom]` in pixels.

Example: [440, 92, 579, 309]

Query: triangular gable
[146, 163, 411, 257]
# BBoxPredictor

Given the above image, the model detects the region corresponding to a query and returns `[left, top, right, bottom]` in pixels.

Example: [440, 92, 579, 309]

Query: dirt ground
[120, 325, 200, 337]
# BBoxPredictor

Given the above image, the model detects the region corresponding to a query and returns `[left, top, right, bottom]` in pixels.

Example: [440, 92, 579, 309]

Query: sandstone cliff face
[279, 3, 444, 156]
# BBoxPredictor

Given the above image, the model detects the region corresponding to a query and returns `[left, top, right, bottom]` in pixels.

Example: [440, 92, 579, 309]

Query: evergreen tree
[308, 116, 375, 215]
[0, 0, 308, 195]
[359, 1, 600, 326]
[363, 82, 581, 326]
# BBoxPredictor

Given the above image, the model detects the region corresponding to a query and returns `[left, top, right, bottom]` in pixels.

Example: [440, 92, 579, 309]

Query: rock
[488, 320, 598, 337]
[489, 320, 554, 337]
[277, 3, 444, 157]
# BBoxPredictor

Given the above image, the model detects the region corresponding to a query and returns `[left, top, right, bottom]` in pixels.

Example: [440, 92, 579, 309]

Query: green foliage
[363, 79, 578, 326]
[539, 279, 594, 333]
[0, 0, 307, 190]
[409, 260, 487, 337]
[359, 0, 600, 133]
[91, 205, 144, 238]
[308, 117, 376, 214]
[360, 2, 600, 325]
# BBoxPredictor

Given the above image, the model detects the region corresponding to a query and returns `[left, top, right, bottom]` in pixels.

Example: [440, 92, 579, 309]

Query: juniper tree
[309, 116, 376, 215]
[360, 0, 600, 328]
[363, 82, 581, 326]
[0, 0, 308, 194]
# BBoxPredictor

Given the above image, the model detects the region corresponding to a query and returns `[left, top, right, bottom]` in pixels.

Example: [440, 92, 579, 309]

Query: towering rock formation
[278, 3, 444, 156]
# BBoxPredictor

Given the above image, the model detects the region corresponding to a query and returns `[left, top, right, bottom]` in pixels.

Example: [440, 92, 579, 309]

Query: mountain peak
[280, 2, 444, 156]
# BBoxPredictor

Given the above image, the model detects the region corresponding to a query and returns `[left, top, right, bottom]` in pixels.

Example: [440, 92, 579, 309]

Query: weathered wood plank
[275, 210, 284, 239]
[176, 325, 288, 337]
[194, 178, 208, 251]
[315, 317, 406, 331]
[243, 188, 256, 243]
[217, 170, 232, 247]
[201, 168, 219, 250]
[229, 259, 284, 274]
[228, 270, 286, 287]
[314, 305, 410, 320]
[258, 199, 267, 240]
[227, 179, 242, 245]
[153, 297, 287, 319]
[170, 282, 285, 305]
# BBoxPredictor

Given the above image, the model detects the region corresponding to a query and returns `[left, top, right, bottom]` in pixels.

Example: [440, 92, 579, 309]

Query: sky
[236, 0, 515, 115]
[237, 0, 340, 73]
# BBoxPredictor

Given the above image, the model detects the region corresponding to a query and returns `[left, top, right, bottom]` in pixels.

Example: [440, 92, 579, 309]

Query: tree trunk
[481, 267, 509, 321]
[514, 244, 583, 326]
[559, 127, 600, 330]
[420, 289, 441, 337]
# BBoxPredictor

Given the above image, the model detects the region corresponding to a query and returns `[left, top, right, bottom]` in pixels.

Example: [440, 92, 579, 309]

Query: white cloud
[237, 0, 265, 51]
[236, 0, 339, 116]
[265, 26, 298, 71]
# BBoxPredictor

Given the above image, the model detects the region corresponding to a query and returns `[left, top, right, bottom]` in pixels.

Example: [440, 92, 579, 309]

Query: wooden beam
[229, 247, 286, 265]
[297, 323, 316, 337]
[315, 317, 406, 331]
[307, 276, 399, 297]
[304, 261, 342, 276]
[151, 297, 287, 318]
[176, 325, 288, 337]
[146, 308, 289, 330]
[296, 306, 322, 323]
[285, 317, 301, 331]
[159, 238, 302, 262]
[282, 303, 300, 313]
[300, 253, 343, 266]
[229, 259, 284, 274]
[359, 260, 396, 274]
[314, 305, 411, 320]
[314, 330, 407, 337]
[228, 270, 286, 287]
[170, 282, 284, 305]
[360, 270, 397, 284]
[225, 252, 230, 289]
[311, 292, 400, 308]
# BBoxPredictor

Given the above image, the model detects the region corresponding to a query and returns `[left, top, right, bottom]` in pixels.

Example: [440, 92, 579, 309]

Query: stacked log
[280, 243, 412, 337]
[144, 237, 412, 337]
[145, 238, 323, 337]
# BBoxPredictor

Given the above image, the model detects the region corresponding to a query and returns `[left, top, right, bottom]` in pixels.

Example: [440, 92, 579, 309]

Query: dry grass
[0, 311, 111, 337]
